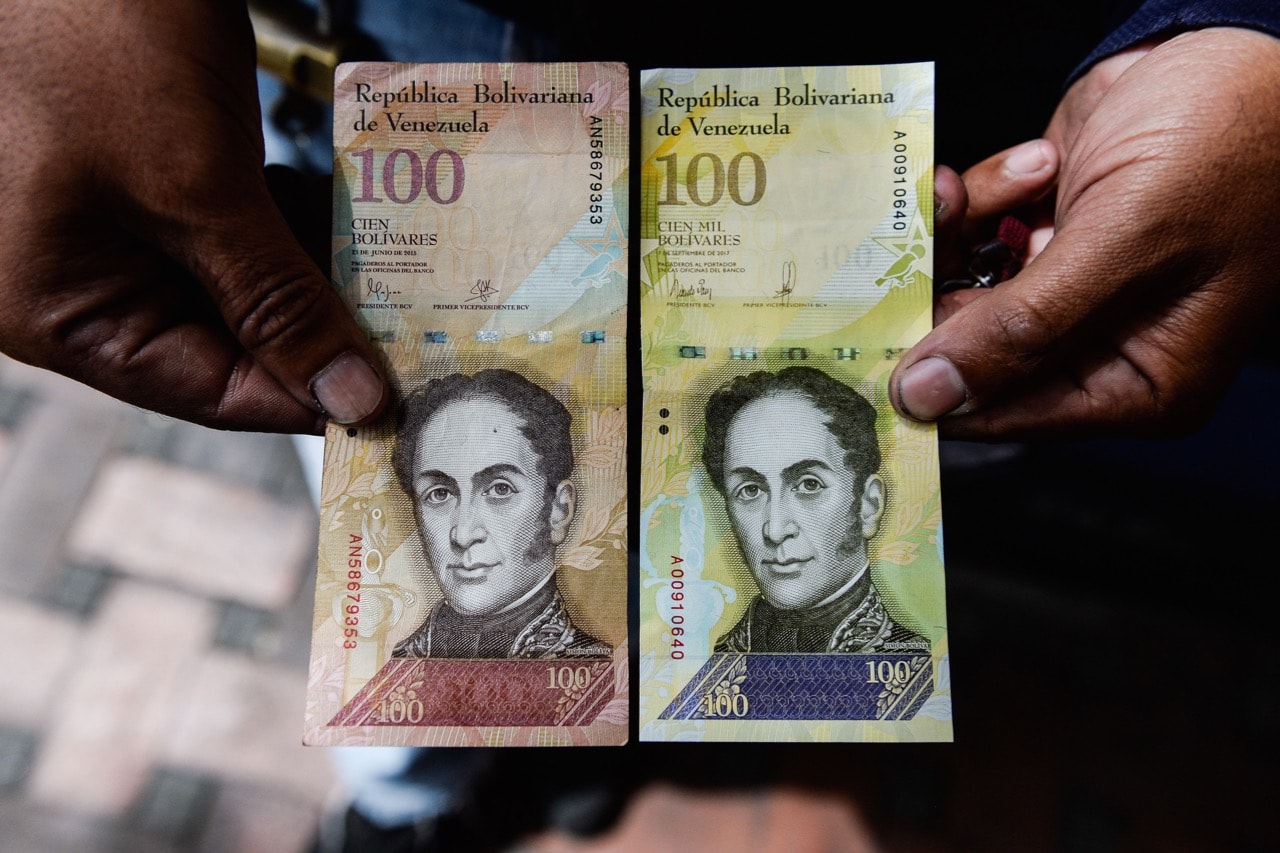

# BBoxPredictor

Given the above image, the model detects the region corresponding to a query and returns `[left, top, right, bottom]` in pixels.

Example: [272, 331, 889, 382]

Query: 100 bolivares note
[638, 65, 952, 742]
[305, 63, 629, 747]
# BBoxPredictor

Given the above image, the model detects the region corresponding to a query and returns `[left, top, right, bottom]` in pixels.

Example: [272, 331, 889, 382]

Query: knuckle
[988, 296, 1059, 370]
[1104, 346, 1217, 438]
[223, 266, 327, 354]
[6, 293, 113, 373]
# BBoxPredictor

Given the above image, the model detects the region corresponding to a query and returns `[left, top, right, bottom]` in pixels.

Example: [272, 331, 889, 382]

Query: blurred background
[2, 1, 1278, 850]
[0, 355, 331, 851]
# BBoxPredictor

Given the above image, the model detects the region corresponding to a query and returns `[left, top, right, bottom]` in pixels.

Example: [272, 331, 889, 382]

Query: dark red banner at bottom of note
[328, 658, 617, 727]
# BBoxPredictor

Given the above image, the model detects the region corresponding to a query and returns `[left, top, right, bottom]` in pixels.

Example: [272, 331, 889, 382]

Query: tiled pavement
[0, 355, 334, 853]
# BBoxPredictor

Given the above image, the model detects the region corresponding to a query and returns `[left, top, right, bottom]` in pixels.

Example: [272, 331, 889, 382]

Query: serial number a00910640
[667, 557, 687, 660]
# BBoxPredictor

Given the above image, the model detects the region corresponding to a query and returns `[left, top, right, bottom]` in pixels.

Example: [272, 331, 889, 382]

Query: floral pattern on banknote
[561, 495, 627, 574]
[875, 656, 927, 718]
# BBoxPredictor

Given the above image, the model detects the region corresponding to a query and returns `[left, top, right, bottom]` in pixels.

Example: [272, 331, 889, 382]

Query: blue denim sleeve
[1071, 0, 1280, 84]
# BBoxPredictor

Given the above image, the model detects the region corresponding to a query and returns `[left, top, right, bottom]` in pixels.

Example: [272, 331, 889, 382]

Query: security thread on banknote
[305, 62, 630, 747]
[638, 65, 951, 742]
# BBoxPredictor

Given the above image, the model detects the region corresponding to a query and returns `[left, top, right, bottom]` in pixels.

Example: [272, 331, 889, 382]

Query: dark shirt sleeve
[1072, 0, 1280, 83]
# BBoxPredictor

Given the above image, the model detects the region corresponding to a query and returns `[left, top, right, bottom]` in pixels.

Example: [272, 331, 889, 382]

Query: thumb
[180, 177, 389, 427]
[888, 210, 1140, 424]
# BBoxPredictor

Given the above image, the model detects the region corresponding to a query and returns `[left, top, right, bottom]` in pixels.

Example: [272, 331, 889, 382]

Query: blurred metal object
[249, 0, 343, 102]
[937, 238, 1013, 294]
[938, 215, 1032, 294]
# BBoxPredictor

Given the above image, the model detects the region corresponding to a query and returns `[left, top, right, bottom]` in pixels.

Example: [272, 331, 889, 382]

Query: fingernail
[312, 353, 384, 424]
[898, 357, 968, 421]
[1005, 139, 1052, 175]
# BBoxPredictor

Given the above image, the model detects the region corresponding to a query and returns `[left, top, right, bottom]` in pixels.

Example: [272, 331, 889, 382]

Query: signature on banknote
[668, 274, 712, 300]
[366, 278, 402, 303]
[772, 260, 796, 303]
[467, 279, 499, 302]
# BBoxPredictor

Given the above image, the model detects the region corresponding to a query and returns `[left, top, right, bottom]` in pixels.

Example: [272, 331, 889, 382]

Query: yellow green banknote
[638, 65, 951, 742]
[306, 62, 629, 747]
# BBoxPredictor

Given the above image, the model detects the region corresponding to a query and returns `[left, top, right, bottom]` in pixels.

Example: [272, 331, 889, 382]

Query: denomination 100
[547, 665, 593, 691]
[655, 152, 765, 207]
[349, 148, 465, 204]
[865, 660, 913, 684]
[700, 691, 750, 718]
[377, 698, 424, 723]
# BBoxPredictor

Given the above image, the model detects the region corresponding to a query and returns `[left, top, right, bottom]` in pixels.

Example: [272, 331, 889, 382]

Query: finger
[934, 164, 967, 238]
[935, 317, 1221, 441]
[889, 202, 1154, 423]
[176, 176, 390, 427]
[891, 184, 1254, 432]
[933, 165, 969, 283]
[26, 246, 333, 433]
[958, 139, 1058, 243]
[930, 265, 1258, 440]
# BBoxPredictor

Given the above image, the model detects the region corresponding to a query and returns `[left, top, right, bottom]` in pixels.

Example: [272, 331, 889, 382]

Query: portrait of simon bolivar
[389, 369, 610, 660]
[703, 366, 929, 654]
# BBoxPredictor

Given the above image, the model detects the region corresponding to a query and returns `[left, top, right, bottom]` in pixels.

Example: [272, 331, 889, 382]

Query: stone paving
[0, 355, 334, 853]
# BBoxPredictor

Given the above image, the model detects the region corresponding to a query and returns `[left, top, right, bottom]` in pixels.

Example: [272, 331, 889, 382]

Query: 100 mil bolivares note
[638, 65, 952, 742]
[306, 62, 630, 747]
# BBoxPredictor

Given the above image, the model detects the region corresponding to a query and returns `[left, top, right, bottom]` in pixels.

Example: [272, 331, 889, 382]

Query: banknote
[305, 62, 630, 747]
[638, 65, 952, 742]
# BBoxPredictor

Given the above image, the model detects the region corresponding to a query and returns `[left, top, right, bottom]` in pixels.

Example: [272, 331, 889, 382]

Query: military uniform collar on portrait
[715, 571, 928, 654]
[392, 578, 610, 659]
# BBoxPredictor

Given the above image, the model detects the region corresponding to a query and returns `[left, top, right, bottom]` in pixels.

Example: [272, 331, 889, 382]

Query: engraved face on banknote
[703, 366, 928, 654]
[389, 369, 611, 660]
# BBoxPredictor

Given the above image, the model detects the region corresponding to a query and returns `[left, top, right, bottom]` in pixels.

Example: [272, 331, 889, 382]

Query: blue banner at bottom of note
[659, 654, 933, 721]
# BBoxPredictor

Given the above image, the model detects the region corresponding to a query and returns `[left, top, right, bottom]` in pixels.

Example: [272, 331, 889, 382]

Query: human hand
[932, 139, 1059, 323]
[0, 0, 388, 433]
[893, 28, 1280, 439]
